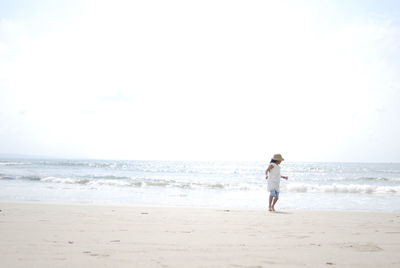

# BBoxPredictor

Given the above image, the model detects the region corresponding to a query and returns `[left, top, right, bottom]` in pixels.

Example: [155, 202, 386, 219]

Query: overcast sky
[1, 0, 399, 162]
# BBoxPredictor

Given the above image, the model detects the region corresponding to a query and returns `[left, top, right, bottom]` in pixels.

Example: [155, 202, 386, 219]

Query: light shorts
[270, 190, 279, 199]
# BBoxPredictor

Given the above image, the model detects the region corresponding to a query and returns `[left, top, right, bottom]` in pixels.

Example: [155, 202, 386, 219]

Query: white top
[267, 163, 281, 191]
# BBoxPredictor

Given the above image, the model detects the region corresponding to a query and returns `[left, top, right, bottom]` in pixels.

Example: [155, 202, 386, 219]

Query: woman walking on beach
[265, 154, 288, 211]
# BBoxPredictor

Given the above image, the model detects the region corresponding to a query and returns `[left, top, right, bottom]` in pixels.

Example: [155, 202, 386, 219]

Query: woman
[265, 154, 288, 211]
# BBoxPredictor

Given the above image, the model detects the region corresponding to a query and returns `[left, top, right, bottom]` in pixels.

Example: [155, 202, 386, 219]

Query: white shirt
[267, 163, 281, 191]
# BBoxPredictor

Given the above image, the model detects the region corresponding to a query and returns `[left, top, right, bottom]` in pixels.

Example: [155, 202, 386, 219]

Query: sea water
[1, 158, 400, 212]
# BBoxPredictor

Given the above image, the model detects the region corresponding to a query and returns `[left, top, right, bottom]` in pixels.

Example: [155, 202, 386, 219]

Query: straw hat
[272, 154, 284, 161]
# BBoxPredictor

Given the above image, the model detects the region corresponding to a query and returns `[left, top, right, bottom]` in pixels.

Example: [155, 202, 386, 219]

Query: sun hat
[272, 154, 284, 161]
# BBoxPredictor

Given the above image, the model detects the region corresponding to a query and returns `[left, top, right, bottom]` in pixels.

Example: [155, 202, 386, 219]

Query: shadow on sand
[269, 211, 292, 215]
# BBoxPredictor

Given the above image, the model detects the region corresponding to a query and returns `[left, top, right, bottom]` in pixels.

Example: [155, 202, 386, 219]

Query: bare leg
[268, 196, 273, 211]
[271, 198, 278, 211]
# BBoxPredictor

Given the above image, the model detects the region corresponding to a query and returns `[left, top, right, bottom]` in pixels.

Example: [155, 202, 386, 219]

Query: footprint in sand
[343, 243, 383, 252]
[83, 251, 110, 257]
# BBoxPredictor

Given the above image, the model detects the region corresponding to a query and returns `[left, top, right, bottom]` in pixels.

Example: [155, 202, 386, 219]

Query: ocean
[1, 158, 400, 212]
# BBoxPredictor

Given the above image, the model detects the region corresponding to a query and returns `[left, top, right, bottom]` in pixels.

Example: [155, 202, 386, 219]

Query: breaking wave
[0, 175, 237, 190]
[0, 161, 32, 166]
[283, 183, 400, 194]
[1, 174, 399, 195]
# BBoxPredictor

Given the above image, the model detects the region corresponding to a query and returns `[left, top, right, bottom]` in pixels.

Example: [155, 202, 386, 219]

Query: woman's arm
[265, 164, 274, 180]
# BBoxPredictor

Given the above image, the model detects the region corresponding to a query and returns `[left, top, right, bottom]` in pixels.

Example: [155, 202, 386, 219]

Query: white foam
[34, 177, 400, 195]
[0, 161, 31, 166]
[88, 179, 133, 187]
[41, 177, 89, 184]
[283, 183, 400, 194]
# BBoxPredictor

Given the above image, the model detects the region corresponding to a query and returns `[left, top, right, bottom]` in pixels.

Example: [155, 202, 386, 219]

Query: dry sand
[0, 202, 399, 267]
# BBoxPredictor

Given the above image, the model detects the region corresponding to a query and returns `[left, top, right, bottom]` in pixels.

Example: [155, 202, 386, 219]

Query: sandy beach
[1, 202, 399, 267]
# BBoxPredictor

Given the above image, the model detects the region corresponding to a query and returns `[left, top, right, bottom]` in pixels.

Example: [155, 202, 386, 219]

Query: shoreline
[1, 199, 398, 213]
[1, 202, 400, 267]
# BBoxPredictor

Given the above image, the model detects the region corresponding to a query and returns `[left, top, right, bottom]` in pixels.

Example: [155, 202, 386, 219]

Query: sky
[0, 0, 400, 162]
